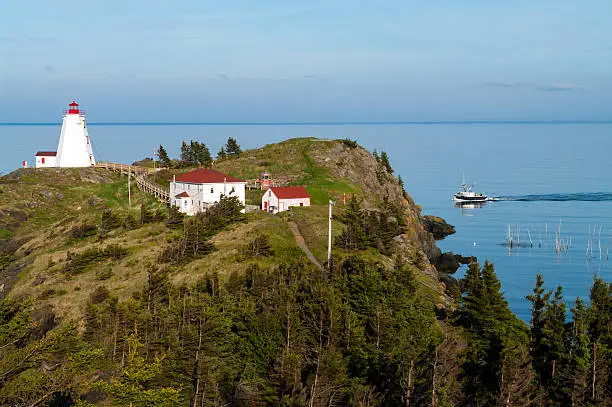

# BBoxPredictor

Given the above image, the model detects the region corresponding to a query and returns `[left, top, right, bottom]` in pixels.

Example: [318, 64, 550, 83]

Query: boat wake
[495, 192, 612, 202]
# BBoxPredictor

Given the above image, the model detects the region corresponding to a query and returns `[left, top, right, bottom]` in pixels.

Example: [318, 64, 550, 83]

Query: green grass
[0, 228, 13, 239]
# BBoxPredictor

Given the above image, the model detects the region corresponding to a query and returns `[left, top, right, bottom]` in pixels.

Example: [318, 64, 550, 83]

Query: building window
[210, 187, 214, 193]
[300, 203, 303, 206]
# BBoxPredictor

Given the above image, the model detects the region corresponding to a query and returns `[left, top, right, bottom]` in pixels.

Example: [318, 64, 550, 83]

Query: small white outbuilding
[262, 186, 311, 214]
[35, 151, 57, 168]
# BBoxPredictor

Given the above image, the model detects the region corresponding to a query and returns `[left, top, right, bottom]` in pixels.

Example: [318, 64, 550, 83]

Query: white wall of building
[262, 190, 310, 214]
[170, 181, 246, 215]
[56, 114, 96, 168]
[35, 155, 57, 168]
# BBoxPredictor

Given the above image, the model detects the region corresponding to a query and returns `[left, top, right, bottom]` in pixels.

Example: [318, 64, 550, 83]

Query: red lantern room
[67, 100, 80, 115]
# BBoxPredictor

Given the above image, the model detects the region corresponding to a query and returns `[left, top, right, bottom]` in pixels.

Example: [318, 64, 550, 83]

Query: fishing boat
[453, 180, 488, 203]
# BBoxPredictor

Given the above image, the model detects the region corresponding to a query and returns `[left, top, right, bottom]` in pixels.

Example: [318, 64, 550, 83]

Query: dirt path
[287, 221, 324, 270]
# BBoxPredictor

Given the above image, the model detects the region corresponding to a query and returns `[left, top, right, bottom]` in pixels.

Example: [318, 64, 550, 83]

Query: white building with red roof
[35, 151, 57, 168]
[262, 186, 311, 214]
[170, 168, 246, 215]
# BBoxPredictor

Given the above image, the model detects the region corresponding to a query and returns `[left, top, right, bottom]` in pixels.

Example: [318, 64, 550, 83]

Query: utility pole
[128, 168, 132, 207]
[328, 200, 334, 268]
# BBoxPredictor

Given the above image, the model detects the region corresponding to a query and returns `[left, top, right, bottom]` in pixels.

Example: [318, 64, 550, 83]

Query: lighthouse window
[210, 187, 214, 193]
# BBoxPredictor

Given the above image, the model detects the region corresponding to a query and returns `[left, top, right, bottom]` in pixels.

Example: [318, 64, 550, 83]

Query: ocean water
[2, 122, 612, 320]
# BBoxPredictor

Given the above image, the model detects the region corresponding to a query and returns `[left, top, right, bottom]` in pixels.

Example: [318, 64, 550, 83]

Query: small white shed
[262, 186, 311, 214]
[35, 151, 57, 168]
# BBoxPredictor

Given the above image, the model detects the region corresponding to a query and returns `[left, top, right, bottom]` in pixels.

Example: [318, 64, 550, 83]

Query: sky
[1, 0, 612, 122]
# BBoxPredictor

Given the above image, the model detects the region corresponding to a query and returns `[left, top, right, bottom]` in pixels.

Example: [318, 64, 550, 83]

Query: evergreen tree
[180, 141, 192, 163]
[139, 204, 153, 225]
[166, 204, 184, 228]
[380, 151, 393, 173]
[157, 145, 171, 168]
[586, 277, 612, 404]
[398, 174, 404, 190]
[99, 209, 121, 239]
[93, 328, 180, 406]
[180, 140, 212, 166]
[373, 149, 380, 163]
[546, 285, 568, 402]
[334, 195, 367, 250]
[217, 147, 227, 160]
[566, 297, 591, 406]
[527, 273, 552, 386]
[225, 137, 242, 156]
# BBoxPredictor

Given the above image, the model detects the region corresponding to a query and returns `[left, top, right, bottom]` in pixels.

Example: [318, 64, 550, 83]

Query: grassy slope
[1, 138, 444, 324]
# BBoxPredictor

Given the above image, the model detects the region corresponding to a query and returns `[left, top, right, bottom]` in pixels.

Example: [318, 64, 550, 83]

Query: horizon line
[1, 120, 612, 126]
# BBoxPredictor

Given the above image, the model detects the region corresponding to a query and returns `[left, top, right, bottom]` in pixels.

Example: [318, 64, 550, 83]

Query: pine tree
[166, 204, 184, 228]
[380, 151, 393, 173]
[180, 141, 192, 163]
[158, 145, 171, 168]
[217, 147, 227, 160]
[180, 140, 212, 166]
[398, 174, 404, 190]
[99, 209, 121, 239]
[566, 297, 591, 406]
[334, 195, 367, 250]
[225, 137, 242, 156]
[140, 204, 153, 225]
[373, 149, 380, 163]
[527, 274, 552, 386]
[93, 328, 180, 406]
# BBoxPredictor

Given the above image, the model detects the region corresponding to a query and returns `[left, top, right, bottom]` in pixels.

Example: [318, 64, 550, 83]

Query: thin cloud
[43, 65, 55, 74]
[217, 74, 230, 81]
[484, 81, 586, 92]
[535, 83, 586, 92]
[483, 81, 529, 89]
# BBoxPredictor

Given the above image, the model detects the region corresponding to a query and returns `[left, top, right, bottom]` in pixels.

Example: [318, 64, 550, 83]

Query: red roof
[175, 191, 190, 198]
[172, 168, 244, 184]
[35, 151, 57, 157]
[269, 186, 311, 200]
[69, 101, 79, 106]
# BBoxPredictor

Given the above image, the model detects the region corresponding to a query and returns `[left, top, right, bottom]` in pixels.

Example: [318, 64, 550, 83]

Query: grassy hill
[0, 137, 456, 406]
[1, 139, 445, 323]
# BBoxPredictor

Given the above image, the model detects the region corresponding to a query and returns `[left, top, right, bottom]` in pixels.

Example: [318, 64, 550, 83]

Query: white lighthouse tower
[55, 101, 95, 167]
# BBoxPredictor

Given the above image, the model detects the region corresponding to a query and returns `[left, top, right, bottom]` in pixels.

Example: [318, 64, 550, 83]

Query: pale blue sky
[1, 0, 611, 122]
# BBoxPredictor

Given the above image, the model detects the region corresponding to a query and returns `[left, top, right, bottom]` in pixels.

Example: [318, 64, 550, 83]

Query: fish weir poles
[527, 229, 533, 248]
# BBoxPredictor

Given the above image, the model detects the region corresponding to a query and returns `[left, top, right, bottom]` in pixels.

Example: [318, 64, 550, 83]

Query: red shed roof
[172, 168, 244, 184]
[35, 151, 57, 157]
[269, 186, 311, 200]
[175, 191, 190, 198]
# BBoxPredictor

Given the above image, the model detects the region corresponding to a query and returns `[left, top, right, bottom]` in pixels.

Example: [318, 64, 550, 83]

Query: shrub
[99, 209, 121, 238]
[341, 138, 359, 148]
[70, 223, 97, 239]
[123, 213, 138, 230]
[242, 234, 273, 258]
[139, 204, 154, 225]
[63, 244, 129, 275]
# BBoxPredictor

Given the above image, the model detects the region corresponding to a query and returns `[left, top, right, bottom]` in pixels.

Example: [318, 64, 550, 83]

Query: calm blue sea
[2, 122, 612, 320]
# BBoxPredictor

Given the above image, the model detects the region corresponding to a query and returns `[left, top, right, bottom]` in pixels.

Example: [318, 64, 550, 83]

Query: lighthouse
[55, 101, 95, 167]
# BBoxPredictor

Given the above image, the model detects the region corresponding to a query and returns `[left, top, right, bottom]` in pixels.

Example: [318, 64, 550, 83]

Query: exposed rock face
[422, 215, 456, 240]
[310, 142, 406, 206]
[309, 141, 448, 267]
